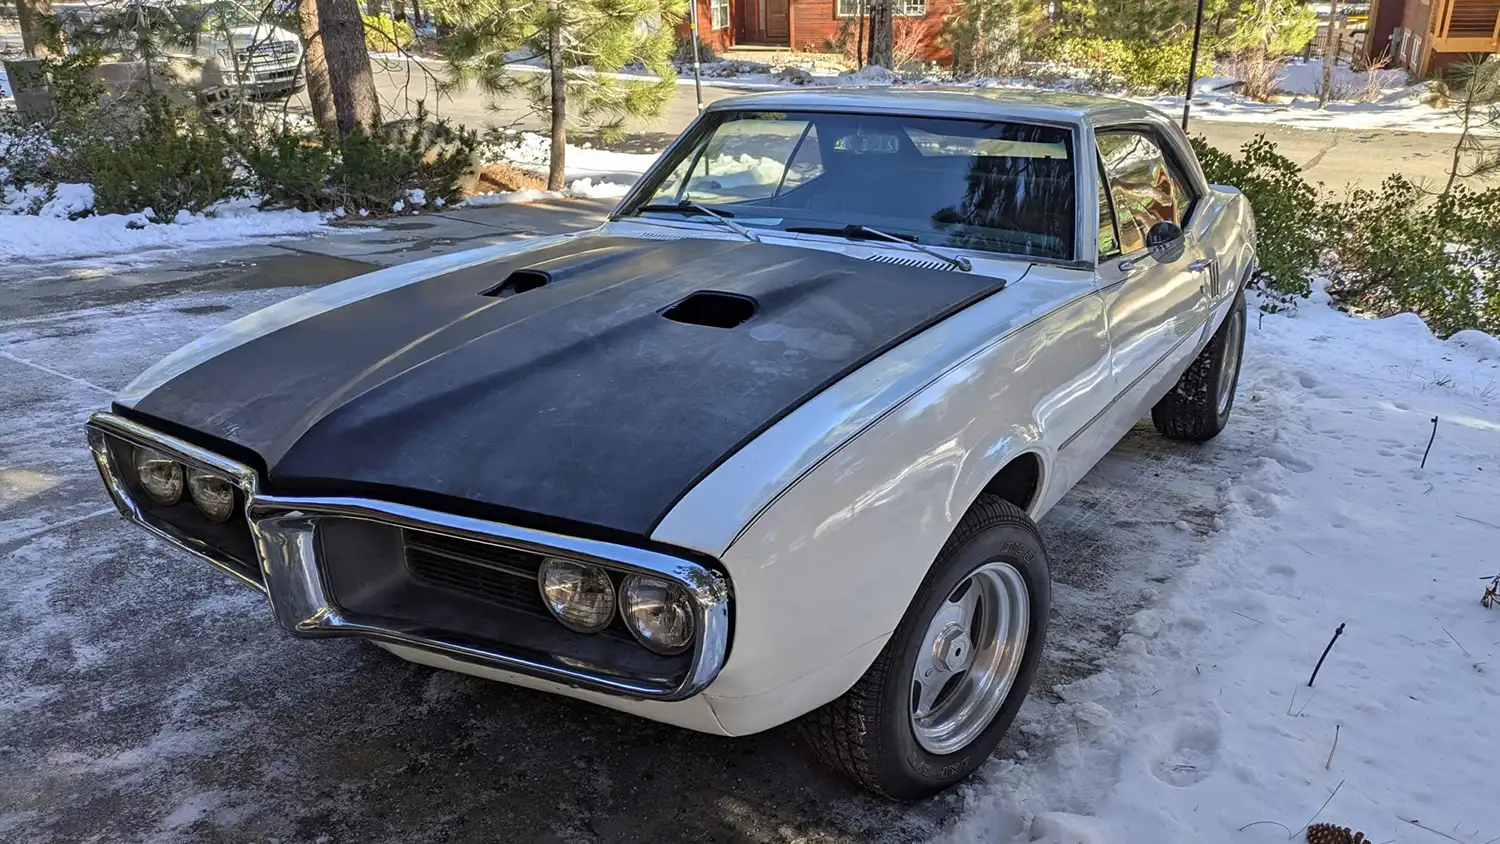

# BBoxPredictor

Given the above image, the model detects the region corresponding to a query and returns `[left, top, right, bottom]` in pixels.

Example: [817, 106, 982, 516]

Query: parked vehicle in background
[85, 89, 1257, 799]
[53, 0, 304, 98]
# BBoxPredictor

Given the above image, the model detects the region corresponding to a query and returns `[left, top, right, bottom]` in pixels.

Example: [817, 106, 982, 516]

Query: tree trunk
[17, 0, 59, 58]
[315, 0, 381, 135]
[394, 0, 406, 24]
[298, 0, 339, 135]
[868, 0, 893, 68]
[409, 0, 422, 26]
[366, 0, 382, 15]
[546, 0, 567, 191]
[1318, 0, 1340, 109]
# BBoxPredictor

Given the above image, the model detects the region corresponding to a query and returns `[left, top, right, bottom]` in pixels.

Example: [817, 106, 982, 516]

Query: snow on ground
[463, 177, 632, 207]
[469, 132, 660, 204]
[480, 131, 661, 183]
[943, 286, 1500, 844]
[0, 191, 337, 265]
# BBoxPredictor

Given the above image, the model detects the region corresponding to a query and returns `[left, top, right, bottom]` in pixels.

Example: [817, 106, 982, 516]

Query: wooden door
[765, 0, 789, 39]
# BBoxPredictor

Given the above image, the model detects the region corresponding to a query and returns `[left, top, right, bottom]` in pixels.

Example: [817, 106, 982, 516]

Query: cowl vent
[481, 269, 550, 299]
[661, 291, 757, 329]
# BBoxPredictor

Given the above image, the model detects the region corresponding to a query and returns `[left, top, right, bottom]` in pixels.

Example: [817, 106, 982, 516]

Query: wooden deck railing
[1430, 0, 1500, 52]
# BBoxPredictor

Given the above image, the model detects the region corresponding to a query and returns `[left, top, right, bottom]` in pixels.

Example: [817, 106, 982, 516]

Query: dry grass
[471, 163, 547, 197]
[1225, 50, 1286, 102]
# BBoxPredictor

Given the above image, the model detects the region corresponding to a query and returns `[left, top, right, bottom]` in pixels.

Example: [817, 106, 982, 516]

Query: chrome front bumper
[86, 411, 731, 701]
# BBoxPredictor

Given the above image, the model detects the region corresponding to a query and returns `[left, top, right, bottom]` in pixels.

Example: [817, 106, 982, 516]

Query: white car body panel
[94, 89, 1257, 738]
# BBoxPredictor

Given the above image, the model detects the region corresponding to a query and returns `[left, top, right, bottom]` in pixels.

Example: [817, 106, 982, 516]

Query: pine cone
[1306, 823, 1353, 844]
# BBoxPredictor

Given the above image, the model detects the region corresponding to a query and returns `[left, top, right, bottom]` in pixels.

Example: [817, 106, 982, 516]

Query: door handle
[1187, 258, 1214, 272]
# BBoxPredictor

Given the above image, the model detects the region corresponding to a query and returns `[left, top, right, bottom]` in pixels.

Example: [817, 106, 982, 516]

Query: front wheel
[1151, 289, 1247, 442]
[799, 496, 1050, 799]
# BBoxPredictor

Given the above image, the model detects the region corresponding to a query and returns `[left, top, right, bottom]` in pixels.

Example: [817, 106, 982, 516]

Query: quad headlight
[187, 470, 237, 522]
[619, 574, 695, 655]
[133, 447, 184, 505]
[539, 558, 616, 633]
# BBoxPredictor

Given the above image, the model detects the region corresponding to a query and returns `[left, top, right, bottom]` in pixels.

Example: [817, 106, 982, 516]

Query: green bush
[363, 13, 414, 52]
[673, 34, 717, 64]
[1038, 36, 1190, 93]
[1321, 178, 1500, 337]
[241, 129, 338, 212]
[81, 98, 235, 223]
[241, 106, 478, 213]
[1191, 134, 1321, 305]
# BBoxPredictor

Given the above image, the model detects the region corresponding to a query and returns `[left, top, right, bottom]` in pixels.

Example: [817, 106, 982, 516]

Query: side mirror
[1146, 220, 1186, 264]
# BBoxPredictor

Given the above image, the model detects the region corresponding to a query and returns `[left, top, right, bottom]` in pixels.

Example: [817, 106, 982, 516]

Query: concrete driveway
[1, 203, 1270, 843]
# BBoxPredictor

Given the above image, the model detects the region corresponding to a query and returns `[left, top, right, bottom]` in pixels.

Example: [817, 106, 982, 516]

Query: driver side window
[1096, 131, 1193, 256]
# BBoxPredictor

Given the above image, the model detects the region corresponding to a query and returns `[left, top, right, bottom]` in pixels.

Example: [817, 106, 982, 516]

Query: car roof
[704, 86, 1166, 127]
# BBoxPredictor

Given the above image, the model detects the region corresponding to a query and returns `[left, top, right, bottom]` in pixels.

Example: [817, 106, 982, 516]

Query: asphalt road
[357, 59, 1466, 194]
[0, 206, 1275, 843]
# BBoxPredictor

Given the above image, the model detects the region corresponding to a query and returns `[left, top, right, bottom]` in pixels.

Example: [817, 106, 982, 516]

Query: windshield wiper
[636, 200, 759, 243]
[785, 224, 971, 272]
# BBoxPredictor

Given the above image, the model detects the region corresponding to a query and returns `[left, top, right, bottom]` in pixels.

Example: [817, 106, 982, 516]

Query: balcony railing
[1429, 0, 1500, 52]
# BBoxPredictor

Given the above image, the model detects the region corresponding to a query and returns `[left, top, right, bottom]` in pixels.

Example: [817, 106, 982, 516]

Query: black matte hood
[121, 235, 1008, 539]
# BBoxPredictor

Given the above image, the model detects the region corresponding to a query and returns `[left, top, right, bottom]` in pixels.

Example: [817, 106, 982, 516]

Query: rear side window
[1096, 131, 1194, 254]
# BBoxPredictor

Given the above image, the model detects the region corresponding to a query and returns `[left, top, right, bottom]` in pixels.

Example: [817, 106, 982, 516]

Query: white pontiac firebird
[86, 89, 1255, 798]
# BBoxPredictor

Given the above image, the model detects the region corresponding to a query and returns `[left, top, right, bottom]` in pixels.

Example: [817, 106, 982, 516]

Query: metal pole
[689, 0, 704, 110]
[1181, 0, 1207, 131]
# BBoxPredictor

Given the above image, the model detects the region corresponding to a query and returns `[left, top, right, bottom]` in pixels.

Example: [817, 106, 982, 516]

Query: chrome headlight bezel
[85, 411, 734, 701]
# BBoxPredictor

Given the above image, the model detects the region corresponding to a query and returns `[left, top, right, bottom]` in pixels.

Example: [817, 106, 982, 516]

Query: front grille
[404, 530, 550, 619]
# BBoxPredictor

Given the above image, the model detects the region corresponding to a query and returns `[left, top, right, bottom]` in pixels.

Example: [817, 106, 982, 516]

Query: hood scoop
[481, 269, 550, 299]
[661, 291, 757, 329]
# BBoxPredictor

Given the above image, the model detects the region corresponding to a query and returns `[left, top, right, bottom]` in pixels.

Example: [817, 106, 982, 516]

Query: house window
[710, 0, 729, 30]
[836, 0, 927, 17]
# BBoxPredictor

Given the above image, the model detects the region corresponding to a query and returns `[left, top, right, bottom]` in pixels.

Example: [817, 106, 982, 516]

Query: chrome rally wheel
[910, 561, 1030, 755]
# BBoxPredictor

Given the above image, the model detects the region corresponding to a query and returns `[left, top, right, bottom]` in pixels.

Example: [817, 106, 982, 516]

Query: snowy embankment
[0, 188, 333, 265]
[945, 288, 1500, 844]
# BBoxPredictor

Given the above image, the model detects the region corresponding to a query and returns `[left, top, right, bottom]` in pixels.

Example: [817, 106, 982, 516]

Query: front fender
[658, 268, 1112, 727]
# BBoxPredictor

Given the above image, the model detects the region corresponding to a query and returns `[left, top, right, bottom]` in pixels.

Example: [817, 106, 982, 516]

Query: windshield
[623, 110, 1078, 262]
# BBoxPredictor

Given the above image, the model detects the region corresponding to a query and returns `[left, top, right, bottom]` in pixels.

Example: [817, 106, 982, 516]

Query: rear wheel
[1151, 289, 1246, 442]
[799, 496, 1050, 799]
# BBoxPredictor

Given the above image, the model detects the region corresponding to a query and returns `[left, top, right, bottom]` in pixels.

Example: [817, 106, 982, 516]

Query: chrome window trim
[85, 411, 732, 702]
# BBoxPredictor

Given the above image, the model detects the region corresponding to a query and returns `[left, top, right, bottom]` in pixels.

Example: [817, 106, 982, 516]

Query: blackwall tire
[1151, 289, 1247, 442]
[798, 495, 1051, 800]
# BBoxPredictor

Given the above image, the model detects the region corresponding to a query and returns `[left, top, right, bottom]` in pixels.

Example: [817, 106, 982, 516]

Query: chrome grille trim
[85, 411, 732, 701]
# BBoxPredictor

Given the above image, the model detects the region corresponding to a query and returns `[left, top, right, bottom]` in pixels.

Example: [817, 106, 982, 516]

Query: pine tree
[868, 0, 892, 68]
[314, 0, 381, 134]
[15, 0, 61, 57]
[436, 0, 683, 190]
[1442, 56, 1500, 196]
[942, 0, 1045, 78]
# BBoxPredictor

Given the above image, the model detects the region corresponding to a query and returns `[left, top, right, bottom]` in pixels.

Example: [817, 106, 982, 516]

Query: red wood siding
[789, 0, 953, 61]
[677, 0, 956, 63]
[1363, 0, 1407, 59]
[675, 0, 739, 53]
